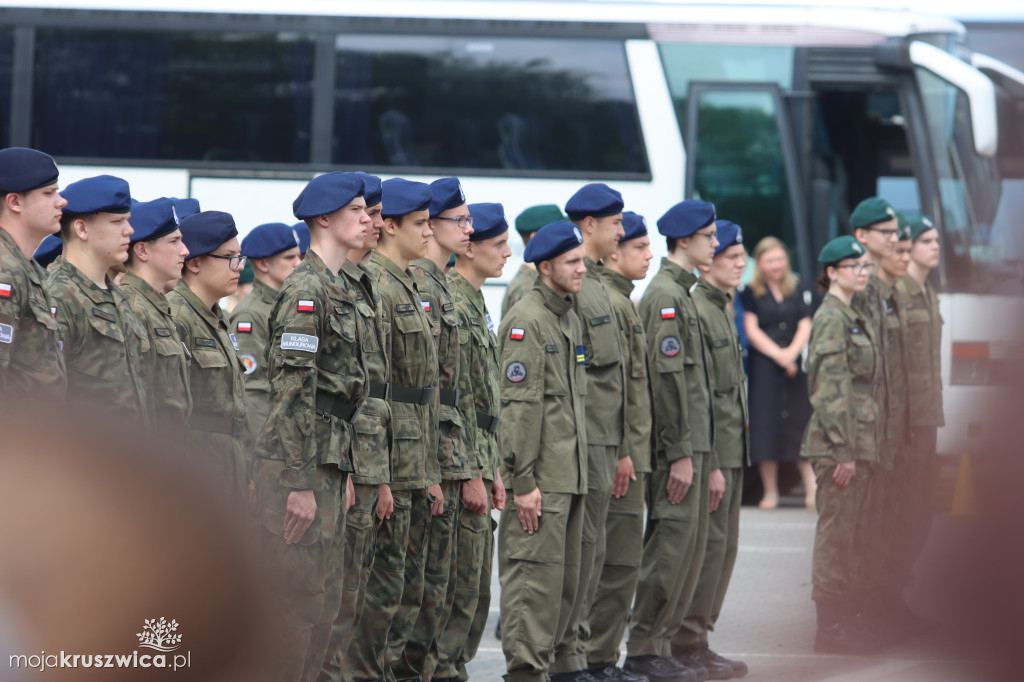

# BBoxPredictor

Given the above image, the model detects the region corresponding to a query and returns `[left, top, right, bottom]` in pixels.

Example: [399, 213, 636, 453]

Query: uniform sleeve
[497, 315, 545, 495]
[694, 296, 722, 471]
[641, 292, 693, 462]
[806, 315, 853, 463]
[0, 272, 27, 390]
[455, 322, 481, 472]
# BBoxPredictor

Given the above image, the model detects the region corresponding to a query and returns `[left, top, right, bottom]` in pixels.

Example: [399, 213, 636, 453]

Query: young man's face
[683, 221, 719, 267]
[469, 233, 512, 280]
[910, 229, 940, 271]
[544, 244, 588, 297]
[390, 210, 433, 262]
[16, 183, 66, 235]
[587, 213, 625, 261]
[198, 237, 243, 298]
[259, 247, 302, 290]
[85, 212, 134, 268]
[881, 239, 911, 281]
[362, 203, 384, 251]
[144, 229, 189, 292]
[431, 204, 474, 256]
[615, 235, 653, 281]
[707, 244, 747, 290]
[326, 198, 369, 251]
[855, 217, 898, 260]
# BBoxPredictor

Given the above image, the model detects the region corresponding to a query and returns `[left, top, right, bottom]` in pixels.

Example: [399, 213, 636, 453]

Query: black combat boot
[670, 644, 709, 682]
[697, 643, 747, 678]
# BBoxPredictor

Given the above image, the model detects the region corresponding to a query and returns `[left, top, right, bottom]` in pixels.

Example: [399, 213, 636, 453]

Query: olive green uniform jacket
[229, 278, 277, 443]
[895, 275, 944, 428]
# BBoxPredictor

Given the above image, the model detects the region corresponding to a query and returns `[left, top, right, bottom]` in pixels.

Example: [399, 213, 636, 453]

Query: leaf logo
[136, 617, 183, 652]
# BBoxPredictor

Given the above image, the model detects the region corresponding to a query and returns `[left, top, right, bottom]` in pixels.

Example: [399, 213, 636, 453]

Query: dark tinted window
[0, 30, 12, 147]
[333, 35, 647, 175]
[33, 29, 314, 163]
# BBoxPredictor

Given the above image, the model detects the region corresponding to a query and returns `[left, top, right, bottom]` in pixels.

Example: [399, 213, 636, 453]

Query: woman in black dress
[741, 237, 814, 508]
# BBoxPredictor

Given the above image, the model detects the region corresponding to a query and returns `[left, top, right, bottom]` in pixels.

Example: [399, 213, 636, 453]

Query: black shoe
[670, 645, 709, 682]
[699, 645, 747, 678]
[623, 655, 696, 682]
[550, 671, 601, 682]
[587, 665, 650, 682]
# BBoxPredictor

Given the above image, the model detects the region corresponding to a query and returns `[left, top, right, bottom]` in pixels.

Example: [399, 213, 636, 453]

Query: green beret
[818, 235, 866, 264]
[850, 197, 897, 228]
[895, 213, 912, 241]
[238, 259, 255, 284]
[515, 204, 566, 234]
[910, 215, 936, 242]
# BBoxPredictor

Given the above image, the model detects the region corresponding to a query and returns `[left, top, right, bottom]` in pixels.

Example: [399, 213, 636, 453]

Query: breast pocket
[847, 333, 875, 380]
[355, 302, 380, 353]
[582, 313, 618, 367]
[74, 313, 128, 377]
[393, 312, 427, 368]
[710, 337, 736, 391]
[437, 310, 460, 367]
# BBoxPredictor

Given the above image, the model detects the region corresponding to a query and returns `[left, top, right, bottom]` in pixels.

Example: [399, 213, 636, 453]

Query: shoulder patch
[0, 282, 11, 298]
[660, 307, 675, 319]
[421, 300, 431, 312]
[505, 361, 527, 383]
[0, 322, 12, 344]
[509, 327, 525, 341]
[297, 299, 315, 313]
[281, 333, 319, 353]
[576, 345, 587, 365]
[240, 353, 257, 374]
[236, 321, 252, 333]
[660, 336, 681, 357]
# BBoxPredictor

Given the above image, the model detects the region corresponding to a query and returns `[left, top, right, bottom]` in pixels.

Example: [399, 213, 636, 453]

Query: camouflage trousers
[674, 467, 743, 647]
[255, 461, 347, 682]
[553, 445, 618, 674]
[853, 456, 899, 600]
[435, 482, 495, 681]
[889, 427, 939, 590]
[585, 472, 646, 668]
[811, 459, 871, 603]
[391, 480, 461, 681]
[318, 483, 380, 682]
[627, 452, 711, 658]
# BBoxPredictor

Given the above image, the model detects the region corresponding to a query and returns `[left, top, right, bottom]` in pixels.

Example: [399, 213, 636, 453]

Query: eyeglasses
[207, 253, 247, 270]
[434, 215, 474, 229]
[694, 230, 718, 241]
[836, 262, 875, 273]
[865, 227, 898, 237]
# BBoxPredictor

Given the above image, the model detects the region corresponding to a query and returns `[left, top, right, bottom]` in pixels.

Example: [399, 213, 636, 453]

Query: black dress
[740, 286, 812, 463]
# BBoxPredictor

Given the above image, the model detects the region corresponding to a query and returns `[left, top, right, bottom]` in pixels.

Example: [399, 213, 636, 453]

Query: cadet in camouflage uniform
[232, 222, 302, 443]
[256, 172, 371, 682]
[501, 204, 565, 317]
[0, 148, 66, 401]
[168, 211, 249, 496]
[803, 235, 878, 655]
[892, 217, 944, 628]
[625, 200, 719, 682]
[497, 221, 588, 682]
[120, 197, 193, 438]
[587, 211, 654, 680]
[435, 202, 511, 682]
[47, 175, 149, 430]
[349, 178, 440, 682]
[397, 177, 478, 681]
[675, 221, 750, 679]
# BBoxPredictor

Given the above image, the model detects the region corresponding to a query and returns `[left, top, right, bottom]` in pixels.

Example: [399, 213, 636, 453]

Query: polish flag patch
[0, 283, 11, 298]
[661, 307, 676, 319]
[237, 321, 253, 333]
[421, 300, 431, 312]
[509, 327, 525, 341]
[51, 307, 57, 316]
[297, 299, 315, 313]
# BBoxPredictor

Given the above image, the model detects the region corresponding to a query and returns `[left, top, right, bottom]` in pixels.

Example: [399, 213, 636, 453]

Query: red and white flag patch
[237, 321, 253, 333]
[509, 327, 525, 341]
[297, 299, 315, 313]
[0, 283, 11, 298]
[660, 307, 676, 319]
[421, 300, 431, 312]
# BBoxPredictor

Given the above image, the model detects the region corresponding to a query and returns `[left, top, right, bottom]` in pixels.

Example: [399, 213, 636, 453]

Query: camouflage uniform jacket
[873, 276, 910, 468]
[500, 263, 537, 318]
[802, 293, 878, 464]
[638, 258, 714, 468]
[852, 275, 888, 454]
[365, 250, 439, 491]
[895, 275, 944, 427]
[47, 259, 148, 429]
[600, 267, 652, 474]
[0, 227, 65, 400]
[449, 269, 500, 482]
[693, 279, 749, 469]
[574, 256, 626, 448]
[120, 272, 191, 438]
[168, 280, 248, 488]
[340, 259, 391, 486]
[498, 280, 587, 496]
[411, 257, 472, 481]
[229, 278, 277, 441]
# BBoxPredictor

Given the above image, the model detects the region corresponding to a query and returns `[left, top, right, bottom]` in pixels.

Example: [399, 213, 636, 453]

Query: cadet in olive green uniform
[256, 172, 371, 682]
[587, 211, 654, 679]
[625, 200, 719, 682]
[232, 222, 302, 442]
[350, 178, 440, 682]
[803, 235, 879, 655]
[121, 197, 193, 438]
[47, 175, 148, 430]
[0, 148, 67, 401]
[674, 221, 750, 680]
[501, 204, 565, 317]
[435, 202, 511, 682]
[497, 221, 588, 682]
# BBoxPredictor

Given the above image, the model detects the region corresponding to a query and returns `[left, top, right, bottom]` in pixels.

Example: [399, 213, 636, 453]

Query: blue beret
[657, 200, 716, 239]
[241, 222, 301, 259]
[0, 147, 58, 193]
[565, 183, 624, 220]
[170, 197, 200, 223]
[356, 172, 383, 207]
[33, 234, 63, 268]
[179, 211, 238, 260]
[523, 221, 584, 263]
[468, 203, 508, 242]
[713, 220, 744, 256]
[291, 222, 310, 254]
[620, 211, 648, 243]
[429, 177, 466, 218]
[850, 197, 896, 228]
[129, 198, 179, 244]
[818, 235, 866, 263]
[61, 175, 131, 215]
[292, 172, 364, 220]
[382, 178, 431, 218]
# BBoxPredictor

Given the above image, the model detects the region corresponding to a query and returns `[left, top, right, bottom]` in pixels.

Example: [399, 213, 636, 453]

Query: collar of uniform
[121, 271, 171, 314]
[660, 257, 698, 290]
[584, 255, 605, 279]
[449, 270, 486, 315]
[173, 279, 226, 329]
[897, 273, 927, 302]
[601, 267, 635, 299]
[372, 249, 418, 290]
[822, 291, 863, 324]
[872, 273, 895, 299]
[253, 277, 277, 304]
[697, 277, 731, 309]
[58, 259, 117, 303]
[411, 256, 445, 282]
[534, 278, 573, 316]
[339, 258, 369, 288]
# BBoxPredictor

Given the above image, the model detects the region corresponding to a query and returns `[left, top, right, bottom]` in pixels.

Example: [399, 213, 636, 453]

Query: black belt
[391, 385, 436, 405]
[315, 391, 362, 423]
[439, 388, 461, 406]
[476, 411, 501, 434]
[190, 413, 246, 438]
[369, 382, 390, 400]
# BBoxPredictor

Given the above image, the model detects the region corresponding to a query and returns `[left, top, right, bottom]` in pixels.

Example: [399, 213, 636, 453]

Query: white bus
[2, 0, 1021, 463]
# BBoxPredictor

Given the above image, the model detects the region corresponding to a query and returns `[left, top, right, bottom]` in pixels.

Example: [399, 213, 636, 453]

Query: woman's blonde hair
[749, 236, 796, 299]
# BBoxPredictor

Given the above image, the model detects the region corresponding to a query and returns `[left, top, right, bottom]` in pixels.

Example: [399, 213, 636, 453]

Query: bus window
[32, 29, 316, 164]
[0, 29, 11, 148]
[332, 35, 648, 176]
